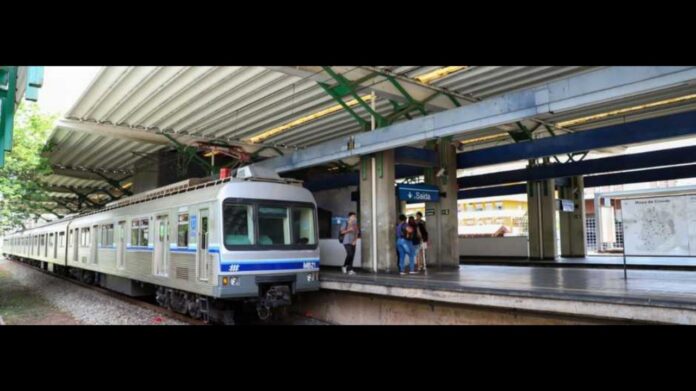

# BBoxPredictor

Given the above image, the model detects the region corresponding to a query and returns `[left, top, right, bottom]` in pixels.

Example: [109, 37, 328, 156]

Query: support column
[559, 176, 587, 257]
[527, 174, 557, 260]
[424, 140, 459, 269]
[359, 150, 397, 272]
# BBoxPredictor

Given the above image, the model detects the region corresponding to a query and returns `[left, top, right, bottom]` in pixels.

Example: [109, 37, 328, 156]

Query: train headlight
[230, 277, 240, 286]
[306, 272, 319, 282]
[222, 277, 229, 286]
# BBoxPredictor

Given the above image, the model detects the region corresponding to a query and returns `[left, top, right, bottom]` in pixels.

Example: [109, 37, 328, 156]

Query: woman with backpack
[396, 215, 417, 275]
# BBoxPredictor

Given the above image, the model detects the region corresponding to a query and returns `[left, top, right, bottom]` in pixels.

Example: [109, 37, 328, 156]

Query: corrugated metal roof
[44, 65, 696, 200]
[48, 66, 597, 171]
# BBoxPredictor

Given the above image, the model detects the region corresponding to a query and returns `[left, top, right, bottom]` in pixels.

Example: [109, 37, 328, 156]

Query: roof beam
[55, 118, 174, 145]
[268, 66, 463, 111]
[457, 110, 696, 168]
[50, 167, 133, 181]
[255, 66, 696, 174]
[457, 163, 696, 199]
[52, 118, 293, 158]
[458, 144, 696, 189]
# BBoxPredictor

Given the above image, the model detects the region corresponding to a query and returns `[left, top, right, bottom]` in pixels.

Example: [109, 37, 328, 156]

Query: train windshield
[223, 200, 317, 250]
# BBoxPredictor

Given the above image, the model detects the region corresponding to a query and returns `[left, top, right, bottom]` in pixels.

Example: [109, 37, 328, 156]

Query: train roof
[9, 166, 305, 235]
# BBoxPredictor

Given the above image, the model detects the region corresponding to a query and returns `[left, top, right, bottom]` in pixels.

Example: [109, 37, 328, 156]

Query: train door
[116, 221, 126, 269]
[90, 225, 98, 264]
[153, 215, 169, 276]
[51, 233, 57, 259]
[72, 229, 79, 262]
[196, 208, 210, 281]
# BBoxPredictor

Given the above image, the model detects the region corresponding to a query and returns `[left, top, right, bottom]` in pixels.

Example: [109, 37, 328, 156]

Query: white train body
[2, 174, 320, 317]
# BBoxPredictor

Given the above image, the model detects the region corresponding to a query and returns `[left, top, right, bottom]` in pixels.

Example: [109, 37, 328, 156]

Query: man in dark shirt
[415, 211, 429, 271]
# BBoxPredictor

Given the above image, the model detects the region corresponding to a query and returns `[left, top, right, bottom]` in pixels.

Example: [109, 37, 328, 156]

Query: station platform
[460, 255, 696, 271]
[315, 265, 696, 324]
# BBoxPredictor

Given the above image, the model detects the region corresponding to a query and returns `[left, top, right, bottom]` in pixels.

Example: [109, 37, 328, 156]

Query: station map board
[622, 195, 696, 256]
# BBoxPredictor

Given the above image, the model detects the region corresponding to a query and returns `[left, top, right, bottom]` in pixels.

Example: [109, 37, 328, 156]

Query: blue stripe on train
[220, 259, 320, 273]
[126, 246, 218, 253]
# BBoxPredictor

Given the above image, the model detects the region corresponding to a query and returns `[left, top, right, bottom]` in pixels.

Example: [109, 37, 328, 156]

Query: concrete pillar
[527, 177, 557, 260]
[424, 141, 459, 269]
[359, 150, 397, 272]
[559, 176, 587, 257]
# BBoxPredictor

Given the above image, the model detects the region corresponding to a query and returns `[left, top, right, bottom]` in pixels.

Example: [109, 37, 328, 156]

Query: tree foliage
[0, 103, 57, 232]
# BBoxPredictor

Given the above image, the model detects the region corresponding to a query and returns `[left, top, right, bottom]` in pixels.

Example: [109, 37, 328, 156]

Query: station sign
[558, 199, 575, 212]
[397, 184, 440, 203]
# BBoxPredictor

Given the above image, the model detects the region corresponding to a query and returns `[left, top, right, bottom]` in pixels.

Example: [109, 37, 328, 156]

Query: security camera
[436, 168, 446, 177]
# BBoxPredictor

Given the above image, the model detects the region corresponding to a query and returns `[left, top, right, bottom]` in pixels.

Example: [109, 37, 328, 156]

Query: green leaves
[0, 102, 57, 232]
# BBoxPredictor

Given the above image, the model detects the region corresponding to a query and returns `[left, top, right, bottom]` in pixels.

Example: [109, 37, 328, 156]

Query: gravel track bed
[1, 258, 186, 325]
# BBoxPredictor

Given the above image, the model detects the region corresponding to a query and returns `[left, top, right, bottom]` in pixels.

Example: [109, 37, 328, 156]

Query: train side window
[59, 232, 65, 247]
[101, 224, 114, 247]
[140, 218, 149, 246]
[131, 219, 140, 245]
[131, 218, 149, 246]
[177, 213, 189, 247]
[68, 230, 73, 247]
[80, 227, 91, 247]
[49, 233, 54, 247]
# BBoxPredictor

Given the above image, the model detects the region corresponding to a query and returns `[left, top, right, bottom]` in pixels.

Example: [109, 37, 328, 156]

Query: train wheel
[81, 271, 95, 285]
[187, 296, 202, 320]
[170, 291, 187, 314]
[155, 287, 169, 308]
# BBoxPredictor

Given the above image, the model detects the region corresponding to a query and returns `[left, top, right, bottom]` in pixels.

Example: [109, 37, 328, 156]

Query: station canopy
[41, 66, 696, 215]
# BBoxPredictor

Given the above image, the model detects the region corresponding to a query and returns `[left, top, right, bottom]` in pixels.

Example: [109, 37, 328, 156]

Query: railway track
[8, 258, 206, 325]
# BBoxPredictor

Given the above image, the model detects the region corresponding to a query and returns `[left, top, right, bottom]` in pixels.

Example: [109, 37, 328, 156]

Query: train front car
[214, 170, 320, 320]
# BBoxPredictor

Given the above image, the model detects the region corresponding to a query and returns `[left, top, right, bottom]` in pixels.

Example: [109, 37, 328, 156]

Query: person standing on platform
[408, 216, 422, 272]
[341, 212, 359, 275]
[396, 214, 407, 273]
[397, 220, 417, 275]
[415, 211, 429, 271]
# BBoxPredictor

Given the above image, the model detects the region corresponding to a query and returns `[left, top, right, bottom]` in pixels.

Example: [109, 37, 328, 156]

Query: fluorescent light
[246, 94, 375, 144]
[556, 94, 696, 128]
[414, 66, 467, 84]
[458, 134, 509, 146]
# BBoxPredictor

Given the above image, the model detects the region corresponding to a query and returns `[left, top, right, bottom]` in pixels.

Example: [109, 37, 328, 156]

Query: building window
[131, 218, 149, 247]
[177, 213, 189, 247]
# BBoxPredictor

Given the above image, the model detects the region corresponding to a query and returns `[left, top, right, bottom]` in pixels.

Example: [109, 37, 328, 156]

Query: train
[1, 166, 321, 323]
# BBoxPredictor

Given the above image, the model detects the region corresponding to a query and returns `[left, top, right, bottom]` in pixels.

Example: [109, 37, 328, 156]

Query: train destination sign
[397, 184, 440, 203]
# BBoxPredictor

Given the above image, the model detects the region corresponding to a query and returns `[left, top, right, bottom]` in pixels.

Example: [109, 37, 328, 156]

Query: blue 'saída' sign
[397, 184, 440, 203]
